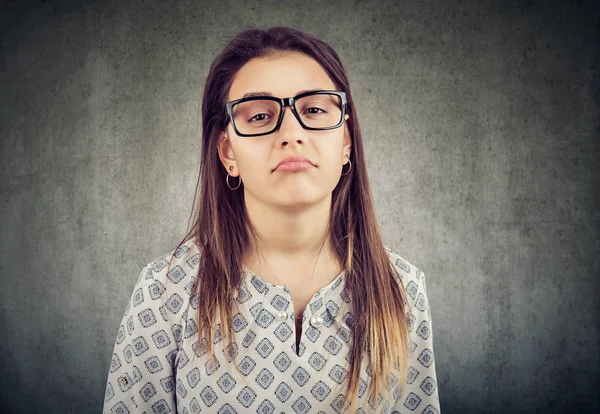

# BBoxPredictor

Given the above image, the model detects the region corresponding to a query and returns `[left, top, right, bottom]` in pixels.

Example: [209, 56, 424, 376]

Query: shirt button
[276, 311, 288, 321]
[310, 316, 323, 328]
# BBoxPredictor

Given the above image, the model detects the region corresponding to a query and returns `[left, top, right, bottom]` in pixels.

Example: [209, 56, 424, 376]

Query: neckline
[241, 264, 346, 294]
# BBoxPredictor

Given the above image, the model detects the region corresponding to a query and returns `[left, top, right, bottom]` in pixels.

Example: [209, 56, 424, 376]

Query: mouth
[273, 161, 316, 173]
[272, 156, 316, 173]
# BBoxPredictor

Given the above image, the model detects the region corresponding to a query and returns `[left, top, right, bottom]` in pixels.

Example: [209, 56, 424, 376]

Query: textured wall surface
[1, 0, 598, 412]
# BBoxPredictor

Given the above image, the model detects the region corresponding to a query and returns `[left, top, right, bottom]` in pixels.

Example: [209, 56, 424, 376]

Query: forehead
[227, 52, 337, 101]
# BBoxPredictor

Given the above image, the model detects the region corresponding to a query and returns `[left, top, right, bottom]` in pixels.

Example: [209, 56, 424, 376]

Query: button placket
[263, 284, 292, 322]
[309, 314, 324, 328]
[275, 310, 288, 321]
[307, 285, 333, 329]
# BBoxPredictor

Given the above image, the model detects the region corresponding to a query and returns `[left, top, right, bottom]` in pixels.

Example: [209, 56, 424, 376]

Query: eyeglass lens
[232, 93, 342, 135]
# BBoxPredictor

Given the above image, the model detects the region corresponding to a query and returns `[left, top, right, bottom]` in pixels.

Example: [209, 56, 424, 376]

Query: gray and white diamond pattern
[103, 240, 440, 413]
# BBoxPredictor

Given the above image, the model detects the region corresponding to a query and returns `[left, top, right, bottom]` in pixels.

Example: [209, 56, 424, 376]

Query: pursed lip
[272, 156, 315, 172]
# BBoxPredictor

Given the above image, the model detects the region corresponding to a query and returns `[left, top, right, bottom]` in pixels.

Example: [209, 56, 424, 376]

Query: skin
[217, 51, 352, 317]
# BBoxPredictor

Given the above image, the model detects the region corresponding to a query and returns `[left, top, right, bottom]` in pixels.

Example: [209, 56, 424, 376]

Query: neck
[245, 192, 331, 259]
[242, 191, 340, 282]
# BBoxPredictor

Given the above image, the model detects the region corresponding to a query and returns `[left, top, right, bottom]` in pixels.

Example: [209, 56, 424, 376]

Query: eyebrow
[241, 89, 325, 99]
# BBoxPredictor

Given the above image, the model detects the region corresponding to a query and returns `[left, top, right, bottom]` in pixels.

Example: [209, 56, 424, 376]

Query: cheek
[318, 153, 344, 179]
[326, 161, 344, 181]
[321, 142, 345, 170]
[235, 145, 269, 179]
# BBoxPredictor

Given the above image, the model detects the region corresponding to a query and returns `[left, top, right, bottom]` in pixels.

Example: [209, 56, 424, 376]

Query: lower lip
[274, 161, 315, 173]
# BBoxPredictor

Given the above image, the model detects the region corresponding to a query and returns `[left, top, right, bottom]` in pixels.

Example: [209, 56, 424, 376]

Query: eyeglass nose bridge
[282, 97, 295, 108]
[277, 97, 304, 129]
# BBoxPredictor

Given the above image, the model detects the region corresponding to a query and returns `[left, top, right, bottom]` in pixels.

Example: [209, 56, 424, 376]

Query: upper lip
[272, 156, 315, 172]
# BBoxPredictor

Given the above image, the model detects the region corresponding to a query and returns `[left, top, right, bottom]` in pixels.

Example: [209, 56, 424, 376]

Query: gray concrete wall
[1, 0, 598, 412]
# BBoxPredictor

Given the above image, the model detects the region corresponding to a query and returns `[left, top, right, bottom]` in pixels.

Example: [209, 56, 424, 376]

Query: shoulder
[383, 244, 425, 289]
[383, 244, 433, 325]
[383, 245, 429, 320]
[132, 238, 201, 304]
[146, 238, 200, 275]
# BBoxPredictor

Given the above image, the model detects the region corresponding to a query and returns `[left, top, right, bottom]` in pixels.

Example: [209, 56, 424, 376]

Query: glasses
[225, 90, 347, 137]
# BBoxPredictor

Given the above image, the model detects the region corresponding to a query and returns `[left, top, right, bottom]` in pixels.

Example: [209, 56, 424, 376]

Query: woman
[103, 26, 440, 413]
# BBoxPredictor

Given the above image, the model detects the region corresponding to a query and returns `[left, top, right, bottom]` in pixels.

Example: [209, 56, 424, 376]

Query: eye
[304, 107, 326, 115]
[248, 113, 272, 123]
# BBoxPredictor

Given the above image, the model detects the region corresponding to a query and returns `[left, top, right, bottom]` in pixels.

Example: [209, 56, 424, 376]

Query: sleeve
[102, 263, 182, 414]
[393, 270, 441, 413]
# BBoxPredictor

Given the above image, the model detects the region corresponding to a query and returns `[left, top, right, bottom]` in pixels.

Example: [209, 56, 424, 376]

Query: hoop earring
[226, 165, 241, 190]
[341, 155, 352, 176]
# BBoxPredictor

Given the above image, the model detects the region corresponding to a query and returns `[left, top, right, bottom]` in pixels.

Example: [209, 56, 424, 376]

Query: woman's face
[218, 52, 351, 211]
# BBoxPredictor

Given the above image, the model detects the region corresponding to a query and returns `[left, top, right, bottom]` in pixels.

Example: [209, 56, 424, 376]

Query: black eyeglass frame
[224, 90, 348, 137]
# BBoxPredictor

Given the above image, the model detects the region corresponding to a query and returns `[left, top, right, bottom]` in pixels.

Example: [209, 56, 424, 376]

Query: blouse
[103, 239, 440, 413]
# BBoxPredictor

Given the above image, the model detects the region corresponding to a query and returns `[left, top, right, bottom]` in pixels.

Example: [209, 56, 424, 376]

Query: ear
[217, 130, 238, 176]
[342, 114, 352, 160]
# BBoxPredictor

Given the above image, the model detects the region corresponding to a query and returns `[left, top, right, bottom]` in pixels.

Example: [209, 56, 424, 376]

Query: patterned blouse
[103, 239, 440, 413]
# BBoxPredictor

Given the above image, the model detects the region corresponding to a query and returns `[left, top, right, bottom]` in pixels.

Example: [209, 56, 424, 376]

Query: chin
[275, 190, 332, 209]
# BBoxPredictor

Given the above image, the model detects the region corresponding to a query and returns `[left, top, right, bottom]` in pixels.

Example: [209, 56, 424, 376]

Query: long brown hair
[163, 26, 409, 412]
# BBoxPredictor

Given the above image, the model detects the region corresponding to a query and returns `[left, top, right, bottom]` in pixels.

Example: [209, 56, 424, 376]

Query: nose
[277, 105, 305, 140]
